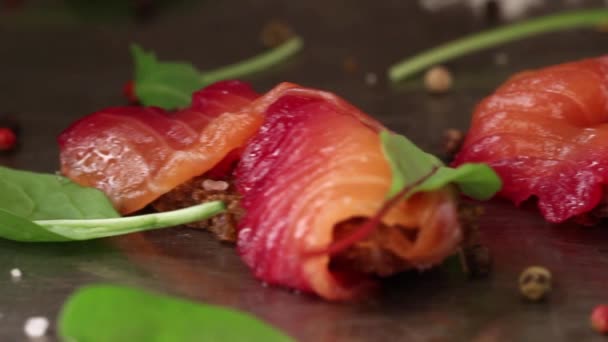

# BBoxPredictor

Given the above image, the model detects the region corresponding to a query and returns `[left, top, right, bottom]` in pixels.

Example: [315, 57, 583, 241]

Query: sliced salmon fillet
[236, 84, 462, 300]
[453, 56, 608, 223]
[58, 80, 260, 214]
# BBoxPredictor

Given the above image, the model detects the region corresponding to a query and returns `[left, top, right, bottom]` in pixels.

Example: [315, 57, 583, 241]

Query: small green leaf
[0, 166, 119, 220]
[0, 209, 69, 242]
[58, 285, 296, 342]
[380, 131, 501, 200]
[132, 44, 202, 109]
[35, 201, 225, 241]
[0, 166, 225, 242]
[131, 37, 303, 109]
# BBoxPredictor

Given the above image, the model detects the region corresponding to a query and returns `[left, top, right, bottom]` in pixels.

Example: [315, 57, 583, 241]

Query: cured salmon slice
[453, 56, 608, 223]
[236, 84, 462, 300]
[58, 80, 260, 214]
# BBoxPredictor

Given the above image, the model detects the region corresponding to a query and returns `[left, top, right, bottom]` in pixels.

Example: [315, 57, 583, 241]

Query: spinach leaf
[0, 166, 225, 242]
[58, 285, 295, 342]
[0, 166, 118, 220]
[380, 131, 501, 200]
[132, 36, 303, 109]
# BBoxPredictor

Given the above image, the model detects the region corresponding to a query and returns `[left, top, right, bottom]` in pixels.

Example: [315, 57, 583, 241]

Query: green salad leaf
[380, 131, 501, 200]
[0, 166, 225, 242]
[58, 285, 295, 342]
[133, 36, 303, 109]
[132, 45, 203, 109]
[0, 166, 119, 220]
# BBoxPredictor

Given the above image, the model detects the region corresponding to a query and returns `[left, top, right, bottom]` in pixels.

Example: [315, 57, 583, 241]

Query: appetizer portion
[236, 84, 462, 300]
[59, 80, 260, 214]
[453, 56, 608, 223]
[58, 81, 499, 300]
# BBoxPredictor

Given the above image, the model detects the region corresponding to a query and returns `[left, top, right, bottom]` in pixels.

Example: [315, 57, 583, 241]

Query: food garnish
[519, 266, 552, 301]
[389, 9, 608, 83]
[423, 65, 452, 94]
[591, 305, 608, 335]
[453, 56, 608, 223]
[23, 316, 49, 339]
[0, 166, 224, 242]
[58, 285, 294, 342]
[0, 127, 17, 151]
[381, 131, 500, 201]
[0, 114, 20, 152]
[132, 36, 303, 109]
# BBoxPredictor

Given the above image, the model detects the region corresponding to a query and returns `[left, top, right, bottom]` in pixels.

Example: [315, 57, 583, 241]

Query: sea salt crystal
[10, 268, 22, 280]
[202, 179, 229, 191]
[23, 317, 49, 338]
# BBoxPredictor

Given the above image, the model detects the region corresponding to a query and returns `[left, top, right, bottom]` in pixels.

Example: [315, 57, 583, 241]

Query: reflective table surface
[1, 1, 608, 341]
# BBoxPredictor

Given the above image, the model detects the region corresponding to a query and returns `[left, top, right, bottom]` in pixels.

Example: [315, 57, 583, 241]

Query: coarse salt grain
[10, 268, 22, 280]
[24, 317, 49, 338]
[202, 179, 229, 191]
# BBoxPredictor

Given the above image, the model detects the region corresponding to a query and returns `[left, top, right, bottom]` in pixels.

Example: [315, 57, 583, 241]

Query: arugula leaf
[132, 36, 303, 109]
[0, 166, 225, 242]
[58, 285, 295, 342]
[380, 131, 501, 200]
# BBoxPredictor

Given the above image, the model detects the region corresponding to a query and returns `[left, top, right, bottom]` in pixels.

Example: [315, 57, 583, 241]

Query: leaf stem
[201, 37, 303, 84]
[35, 201, 225, 240]
[388, 9, 608, 83]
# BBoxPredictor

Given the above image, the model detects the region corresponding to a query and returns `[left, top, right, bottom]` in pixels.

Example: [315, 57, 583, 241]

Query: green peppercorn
[519, 266, 552, 301]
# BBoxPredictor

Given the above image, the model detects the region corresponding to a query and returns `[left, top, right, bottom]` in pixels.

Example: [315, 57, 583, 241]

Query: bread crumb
[202, 179, 229, 191]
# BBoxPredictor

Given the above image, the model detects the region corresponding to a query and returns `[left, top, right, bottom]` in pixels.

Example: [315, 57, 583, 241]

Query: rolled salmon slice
[454, 56, 608, 223]
[58, 80, 261, 214]
[236, 84, 462, 300]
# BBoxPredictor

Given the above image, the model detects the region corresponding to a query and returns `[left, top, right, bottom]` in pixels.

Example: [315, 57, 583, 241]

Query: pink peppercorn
[0, 127, 17, 151]
[591, 305, 608, 335]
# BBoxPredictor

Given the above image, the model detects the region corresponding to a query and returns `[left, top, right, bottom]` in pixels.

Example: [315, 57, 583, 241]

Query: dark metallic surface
[1, 1, 608, 341]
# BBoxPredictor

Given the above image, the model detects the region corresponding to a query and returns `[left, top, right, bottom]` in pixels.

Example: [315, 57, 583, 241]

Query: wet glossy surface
[1, 1, 608, 341]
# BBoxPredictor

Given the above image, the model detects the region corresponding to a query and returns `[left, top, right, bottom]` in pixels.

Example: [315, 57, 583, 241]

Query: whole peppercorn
[591, 305, 608, 335]
[0, 127, 17, 151]
[0, 114, 21, 153]
[519, 266, 552, 301]
[424, 66, 453, 94]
